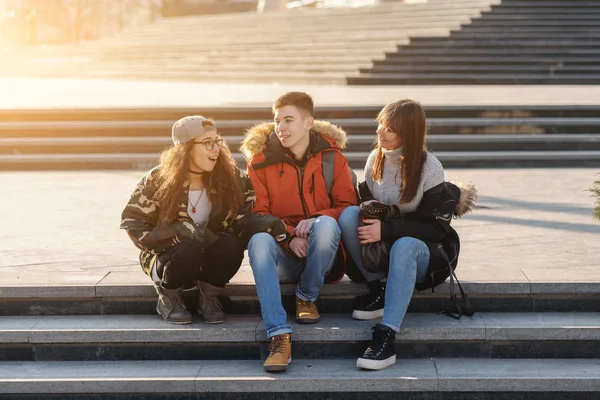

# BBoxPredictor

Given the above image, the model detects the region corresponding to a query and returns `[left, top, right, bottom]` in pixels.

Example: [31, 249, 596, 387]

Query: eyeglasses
[192, 138, 225, 151]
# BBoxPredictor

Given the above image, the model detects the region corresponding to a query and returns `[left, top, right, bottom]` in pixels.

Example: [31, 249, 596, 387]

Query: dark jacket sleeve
[381, 218, 447, 244]
[358, 181, 375, 204]
[380, 183, 458, 245]
[226, 168, 257, 235]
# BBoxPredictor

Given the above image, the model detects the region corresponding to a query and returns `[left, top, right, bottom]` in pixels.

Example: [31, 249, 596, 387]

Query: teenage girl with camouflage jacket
[121, 116, 258, 325]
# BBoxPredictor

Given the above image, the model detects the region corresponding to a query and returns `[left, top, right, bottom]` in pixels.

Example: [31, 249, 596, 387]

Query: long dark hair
[152, 138, 243, 226]
[371, 99, 427, 204]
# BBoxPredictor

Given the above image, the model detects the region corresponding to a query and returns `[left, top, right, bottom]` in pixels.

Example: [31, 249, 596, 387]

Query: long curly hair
[151, 138, 244, 226]
[371, 99, 428, 204]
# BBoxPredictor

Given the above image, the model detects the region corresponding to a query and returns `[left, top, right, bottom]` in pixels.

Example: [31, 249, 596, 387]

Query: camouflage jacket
[120, 166, 255, 276]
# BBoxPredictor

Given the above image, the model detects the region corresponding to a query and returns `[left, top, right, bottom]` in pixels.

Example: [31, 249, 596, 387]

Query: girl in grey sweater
[339, 99, 446, 371]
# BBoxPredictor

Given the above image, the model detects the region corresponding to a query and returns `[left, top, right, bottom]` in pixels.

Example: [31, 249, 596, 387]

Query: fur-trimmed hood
[452, 181, 477, 217]
[241, 120, 347, 161]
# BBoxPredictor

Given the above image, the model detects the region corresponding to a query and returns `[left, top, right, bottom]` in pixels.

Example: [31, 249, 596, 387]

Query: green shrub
[591, 175, 600, 221]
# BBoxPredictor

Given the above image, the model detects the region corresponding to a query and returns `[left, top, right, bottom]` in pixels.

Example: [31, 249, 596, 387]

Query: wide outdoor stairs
[0, 0, 499, 84]
[1, 272, 600, 399]
[350, 0, 600, 84]
[1, 105, 600, 170]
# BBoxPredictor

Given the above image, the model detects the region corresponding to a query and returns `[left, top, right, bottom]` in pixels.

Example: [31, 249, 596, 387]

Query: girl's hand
[357, 219, 381, 244]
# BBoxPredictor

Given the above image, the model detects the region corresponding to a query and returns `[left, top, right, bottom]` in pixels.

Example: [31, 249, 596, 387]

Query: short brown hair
[272, 91, 314, 117]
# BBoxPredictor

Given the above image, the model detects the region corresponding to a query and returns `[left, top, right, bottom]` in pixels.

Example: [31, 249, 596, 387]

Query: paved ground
[1, 168, 598, 288]
[3, 78, 600, 109]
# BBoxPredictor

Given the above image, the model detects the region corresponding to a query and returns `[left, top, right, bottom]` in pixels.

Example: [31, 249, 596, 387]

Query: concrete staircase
[1, 274, 599, 398]
[0, 0, 499, 84]
[1, 105, 600, 170]
[349, 0, 600, 84]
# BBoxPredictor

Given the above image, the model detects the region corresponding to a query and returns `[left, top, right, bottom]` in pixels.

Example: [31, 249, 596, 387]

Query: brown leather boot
[296, 296, 320, 323]
[264, 333, 292, 372]
[154, 285, 192, 325]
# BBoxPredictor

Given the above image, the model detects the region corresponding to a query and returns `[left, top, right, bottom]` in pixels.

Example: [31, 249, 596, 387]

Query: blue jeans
[338, 206, 430, 332]
[248, 215, 341, 338]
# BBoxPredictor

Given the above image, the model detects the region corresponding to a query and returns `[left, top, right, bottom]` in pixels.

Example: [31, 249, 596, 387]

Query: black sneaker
[352, 280, 385, 320]
[357, 323, 396, 370]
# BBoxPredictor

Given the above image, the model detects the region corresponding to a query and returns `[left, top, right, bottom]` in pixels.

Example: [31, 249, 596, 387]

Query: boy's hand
[294, 218, 316, 238]
[289, 237, 309, 258]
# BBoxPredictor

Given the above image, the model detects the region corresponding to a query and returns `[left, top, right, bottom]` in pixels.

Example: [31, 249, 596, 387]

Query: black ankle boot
[352, 280, 386, 320]
[357, 323, 396, 370]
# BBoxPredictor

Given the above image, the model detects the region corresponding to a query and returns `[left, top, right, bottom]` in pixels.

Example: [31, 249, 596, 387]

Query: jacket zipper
[296, 166, 309, 218]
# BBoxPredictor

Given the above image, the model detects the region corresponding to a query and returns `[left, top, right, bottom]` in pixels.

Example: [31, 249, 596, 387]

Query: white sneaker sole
[356, 354, 396, 370]
[352, 308, 384, 320]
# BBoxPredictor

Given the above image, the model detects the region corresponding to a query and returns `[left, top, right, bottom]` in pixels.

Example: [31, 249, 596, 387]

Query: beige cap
[171, 116, 217, 145]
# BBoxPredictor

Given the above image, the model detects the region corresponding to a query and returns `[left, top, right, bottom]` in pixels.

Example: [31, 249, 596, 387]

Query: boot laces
[357, 282, 385, 308]
[298, 298, 315, 311]
[269, 335, 289, 356]
[365, 327, 390, 357]
[205, 295, 223, 311]
[172, 296, 186, 309]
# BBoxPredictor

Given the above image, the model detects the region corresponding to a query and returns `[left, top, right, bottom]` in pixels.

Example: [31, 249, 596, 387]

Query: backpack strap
[435, 244, 474, 320]
[438, 267, 475, 320]
[322, 151, 335, 194]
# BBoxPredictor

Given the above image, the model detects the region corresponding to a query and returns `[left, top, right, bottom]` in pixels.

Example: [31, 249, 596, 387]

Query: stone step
[478, 14, 600, 20]
[94, 33, 412, 47]
[457, 26, 600, 32]
[85, 39, 405, 52]
[82, 62, 366, 74]
[365, 69, 600, 78]
[489, 8, 600, 14]
[114, 17, 467, 36]
[47, 70, 348, 85]
[3, 150, 599, 170]
[365, 65, 600, 73]
[102, 28, 453, 44]
[1, 313, 599, 361]
[0, 104, 600, 123]
[450, 33, 600, 39]
[4, 117, 600, 131]
[0, 359, 598, 397]
[135, 2, 491, 23]
[466, 20, 600, 27]
[2, 134, 599, 155]
[90, 46, 394, 59]
[97, 24, 455, 43]
[496, 1, 600, 6]
[379, 57, 600, 66]
[14, 68, 600, 86]
[363, 69, 600, 77]
[0, 54, 375, 67]
[80, 38, 409, 51]
[2, 268, 600, 316]
[400, 41, 600, 48]
[94, 47, 389, 58]
[390, 48, 600, 56]
[347, 73, 600, 85]
[3, 117, 600, 137]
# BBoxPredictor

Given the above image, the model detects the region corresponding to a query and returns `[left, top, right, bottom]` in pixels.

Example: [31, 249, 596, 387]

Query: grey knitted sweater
[364, 148, 445, 213]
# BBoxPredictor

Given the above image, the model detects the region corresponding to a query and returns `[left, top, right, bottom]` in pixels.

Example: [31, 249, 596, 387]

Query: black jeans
[156, 234, 244, 289]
